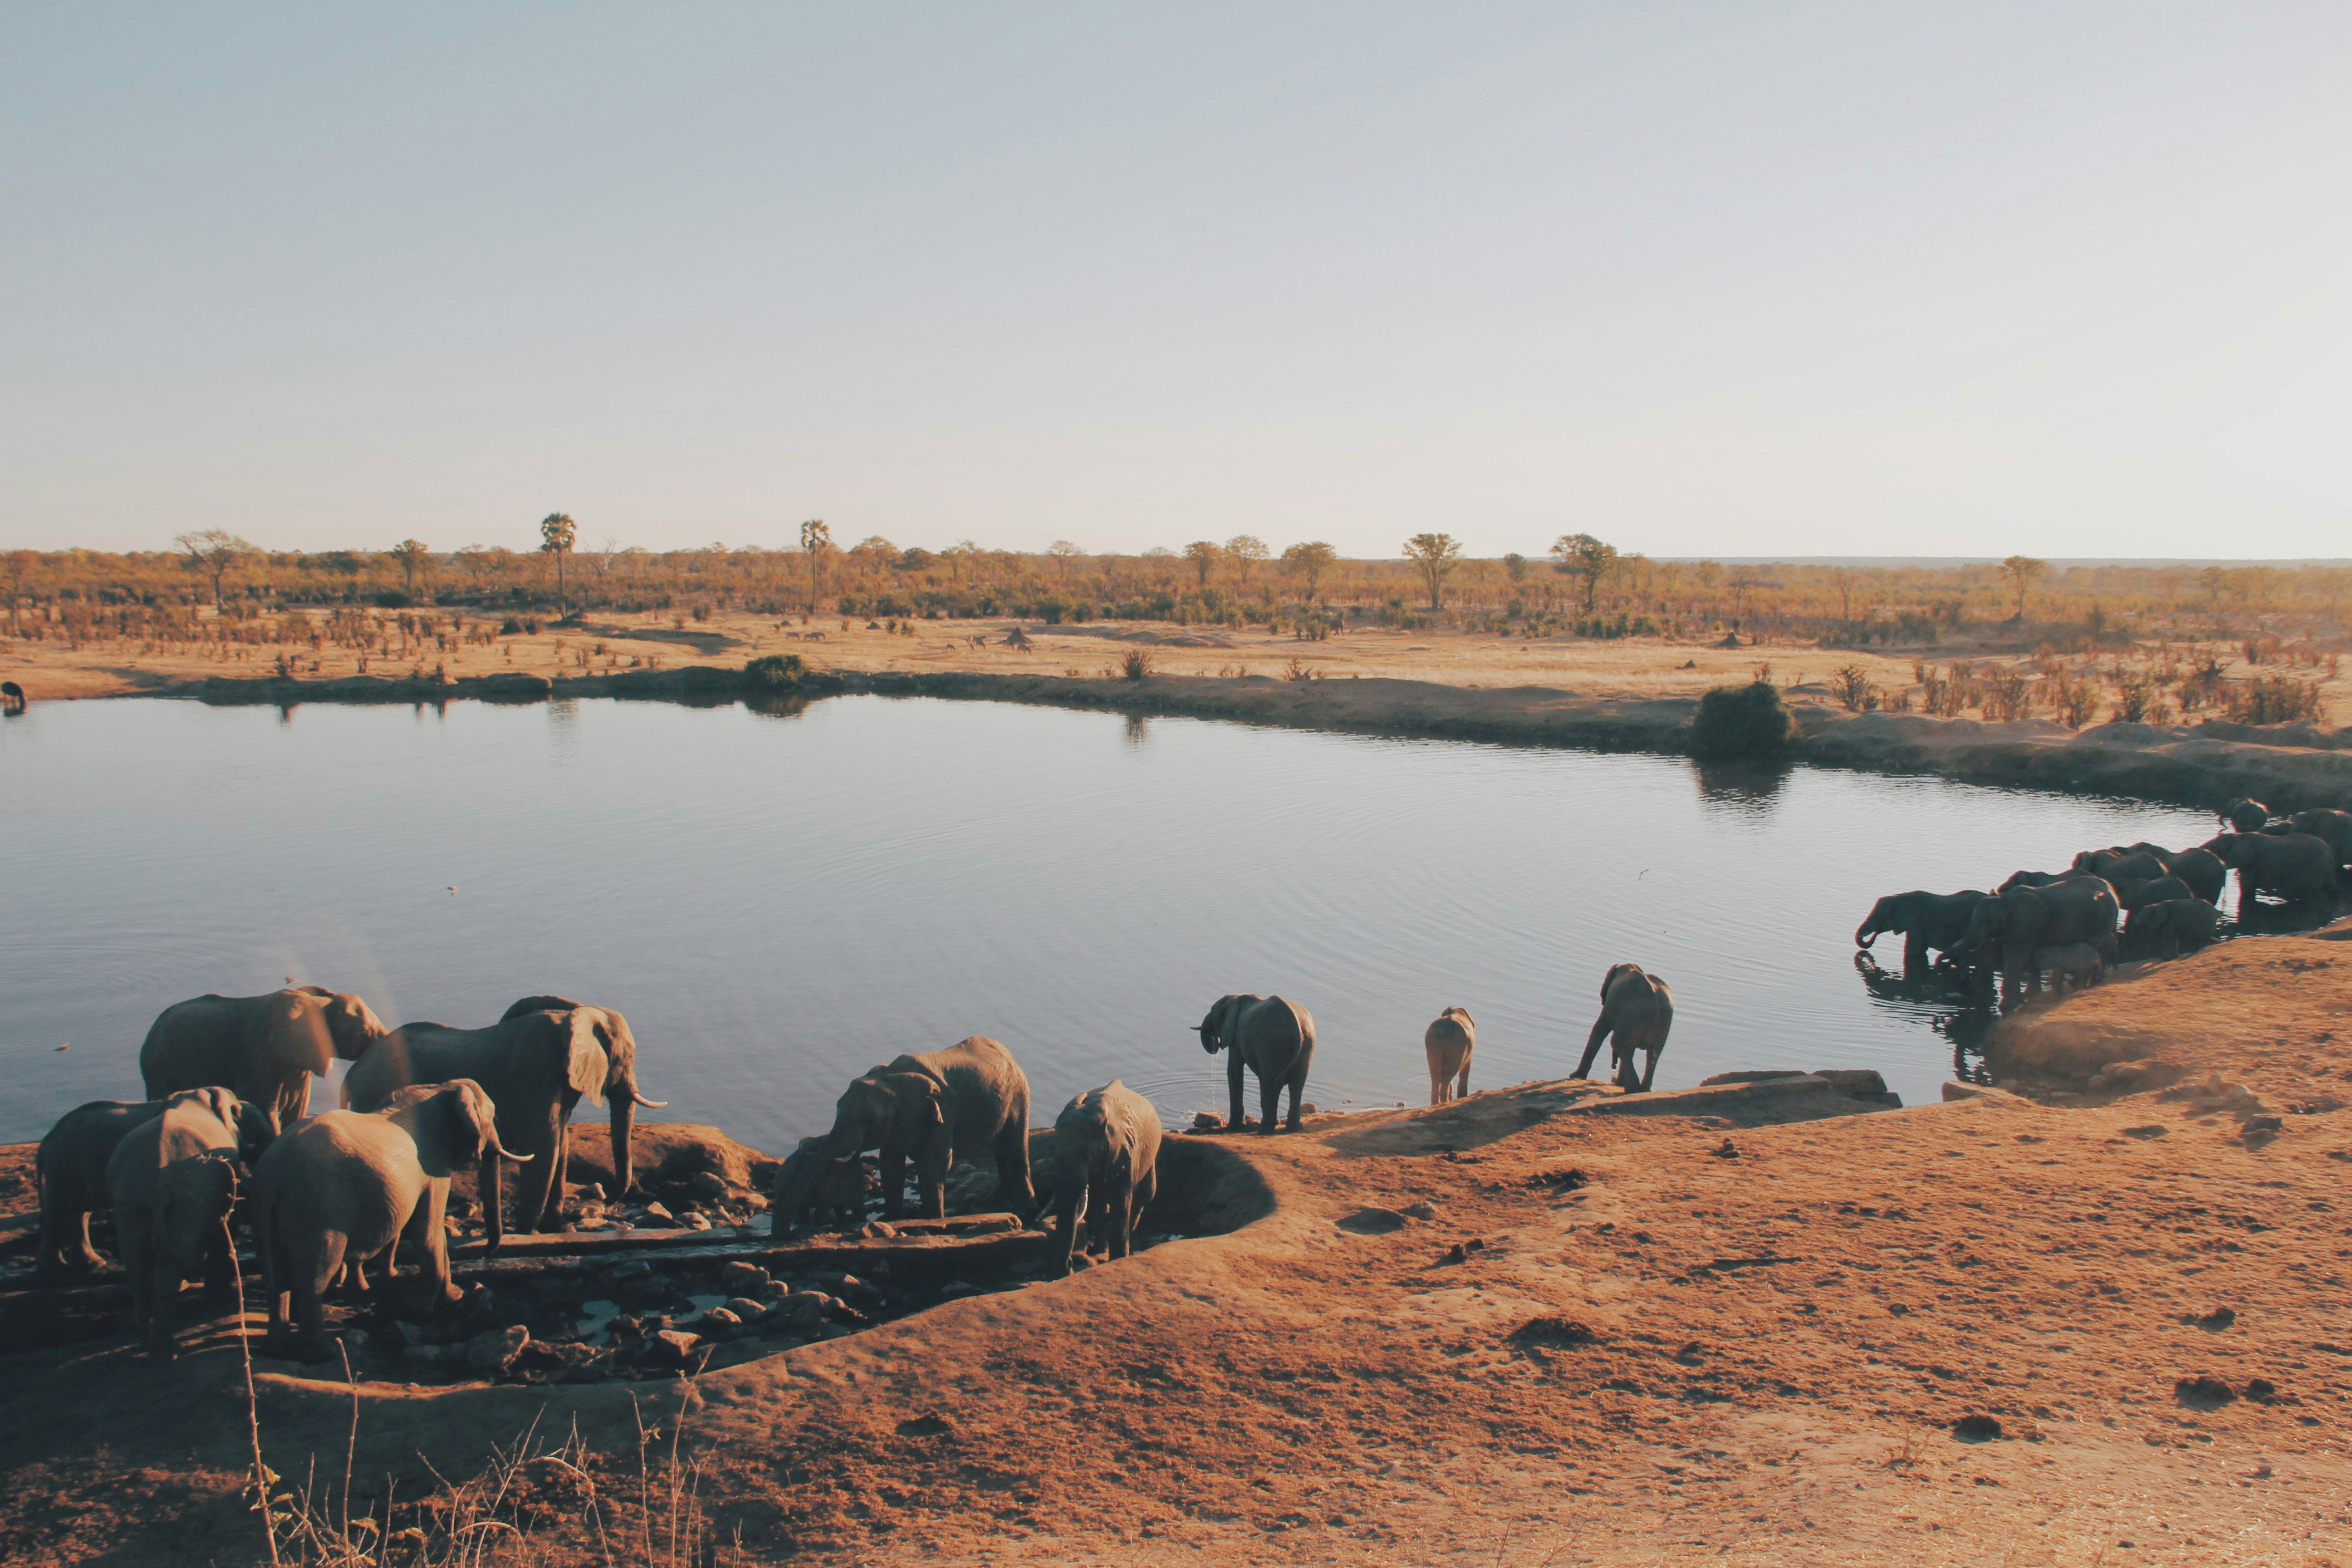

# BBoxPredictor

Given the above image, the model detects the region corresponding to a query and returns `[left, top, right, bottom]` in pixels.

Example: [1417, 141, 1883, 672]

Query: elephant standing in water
[2203, 832, 2339, 906]
[787, 1036, 1034, 1221]
[2087, 843, 2226, 905]
[1574, 964, 1675, 1092]
[1196, 995, 1316, 1134]
[253, 1080, 528, 1362]
[104, 1088, 272, 1360]
[140, 985, 387, 1133]
[2126, 898, 2223, 960]
[341, 996, 662, 1235]
[39, 1093, 272, 1278]
[2271, 808, 2352, 872]
[1424, 1008, 1475, 1104]
[2220, 799, 2272, 834]
[1041, 1080, 1163, 1278]
[1853, 890, 1989, 973]
[1956, 878, 2121, 996]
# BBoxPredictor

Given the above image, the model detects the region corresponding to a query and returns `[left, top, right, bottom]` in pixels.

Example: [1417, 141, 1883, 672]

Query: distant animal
[2269, 808, 2352, 872]
[252, 1079, 527, 1362]
[2220, 798, 2271, 834]
[37, 1091, 271, 1279]
[1424, 1008, 1476, 1104]
[785, 1035, 1034, 1221]
[1853, 890, 1990, 973]
[1575, 964, 1675, 1093]
[1040, 1080, 1163, 1278]
[105, 1088, 269, 1360]
[2106, 873, 2196, 914]
[0, 680, 23, 712]
[140, 986, 388, 1134]
[769, 1136, 875, 1232]
[2032, 941, 2104, 992]
[2125, 898, 2223, 961]
[2069, 848, 2170, 888]
[1955, 878, 2121, 997]
[1195, 995, 1317, 1135]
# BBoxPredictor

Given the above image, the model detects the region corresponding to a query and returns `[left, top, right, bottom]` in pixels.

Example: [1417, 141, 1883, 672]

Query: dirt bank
[4, 934, 2346, 1566]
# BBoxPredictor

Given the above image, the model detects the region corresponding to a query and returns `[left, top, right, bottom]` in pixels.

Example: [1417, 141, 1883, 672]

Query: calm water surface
[0, 695, 2216, 1145]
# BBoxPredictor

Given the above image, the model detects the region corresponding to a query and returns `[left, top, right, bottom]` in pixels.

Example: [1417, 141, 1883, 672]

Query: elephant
[1574, 964, 1675, 1092]
[2147, 846, 2227, 906]
[1195, 995, 1317, 1135]
[795, 1035, 1034, 1221]
[103, 1088, 269, 1360]
[2220, 799, 2271, 834]
[1424, 1008, 1475, 1104]
[768, 1137, 876, 1233]
[1997, 868, 2095, 893]
[2269, 808, 2352, 870]
[2125, 898, 2223, 960]
[2107, 873, 2195, 914]
[1955, 878, 2121, 996]
[37, 1093, 271, 1279]
[340, 995, 662, 1235]
[2203, 832, 2339, 905]
[252, 1079, 527, 1362]
[1040, 1080, 1163, 1278]
[2070, 848, 2170, 888]
[0, 680, 23, 713]
[2031, 941, 2103, 991]
[140, 985, 387, 1134]
[1853, 890, 1989, 973]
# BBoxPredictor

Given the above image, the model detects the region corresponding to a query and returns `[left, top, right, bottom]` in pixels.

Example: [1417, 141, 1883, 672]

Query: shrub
[1689, 681, 1798, 758]
[2221, 674, 2324, 725]
[1121, 648, 1154, 681]
[1831, 665, 1871, 712]
[1979, 668, 2033, 721]
[743, 653, 805, 689]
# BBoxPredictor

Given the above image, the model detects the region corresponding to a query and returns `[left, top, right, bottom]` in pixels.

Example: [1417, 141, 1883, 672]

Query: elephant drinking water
[791, 1035, 1034, 1221]
[140, 985, 387, 1133]
[1956, 877, 2121, 996]
[1195, 995, 1316, 1134]
[1853, 890, 1989, 974]
[1574, 964, 1675, 1092]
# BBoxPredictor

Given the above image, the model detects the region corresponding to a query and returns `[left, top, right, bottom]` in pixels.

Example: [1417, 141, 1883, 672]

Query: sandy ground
[1, 921, 2347, 1566]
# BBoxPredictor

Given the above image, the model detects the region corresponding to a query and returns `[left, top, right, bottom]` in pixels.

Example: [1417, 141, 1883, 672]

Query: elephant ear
[433, 1080, 504, 1170]
[266, 995, 334, 1078]
[1601, 963, 1637, 1000]
[195, 1086, 240, 1136]
[561, 1010, 612, 1106]
[327, 993, 387, 1060]
[881, 1072, 946, 1135]
[232, 1100, 275, 1163]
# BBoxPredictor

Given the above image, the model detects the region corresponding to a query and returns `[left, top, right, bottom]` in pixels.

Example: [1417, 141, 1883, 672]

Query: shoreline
[50, 660, 2352, 811]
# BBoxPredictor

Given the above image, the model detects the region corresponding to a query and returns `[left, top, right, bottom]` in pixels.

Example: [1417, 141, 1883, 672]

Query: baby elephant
[1424, 1008, 1475, 1104]
[2125, 898, 2222, 961]
[1575, 964, 1675, 1093]
[1042, 1081, 1163, 1279]
[104, 1087, 271, 1361]
[2034, 941, 2105, 991]
[252, 1079, 529, 1362]
[769, 1136, 877, 1234]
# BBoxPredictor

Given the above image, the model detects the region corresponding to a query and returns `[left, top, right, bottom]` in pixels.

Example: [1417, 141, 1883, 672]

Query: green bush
[744, 653, 806, 690]
[1689, 681, 1798, 758]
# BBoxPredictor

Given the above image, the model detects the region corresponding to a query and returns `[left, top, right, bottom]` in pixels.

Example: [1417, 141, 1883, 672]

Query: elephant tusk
[628, 1091, 668, 1108]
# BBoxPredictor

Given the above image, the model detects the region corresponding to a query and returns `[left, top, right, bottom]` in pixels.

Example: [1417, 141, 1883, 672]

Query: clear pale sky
[5, 5, 2349, 559]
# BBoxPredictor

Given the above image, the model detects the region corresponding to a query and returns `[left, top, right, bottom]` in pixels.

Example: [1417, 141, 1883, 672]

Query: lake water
[0, 694, 2219, 1147]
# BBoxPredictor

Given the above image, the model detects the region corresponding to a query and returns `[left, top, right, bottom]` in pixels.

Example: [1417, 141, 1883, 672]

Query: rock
[1509, 1317, 1597, 1348]
[1402, 1200, 1440, 1220]
[783, 1292, 832, 1330]
[462, 1284, 497, 1318]
[384, 1320, 430, 1348]
[2175, 1374, 2235, 1407]
[722, 1296, 769, 1324]
[1337, 1207, 1408, 1235]
[2120, 1125, 2169, 1140]
[2194, 1306, 2237, 1329]
[1710, 1138, 1739, 1159]
[641, 1201, 675, 1224]
[465, 1326, 530, 1374]
[1191, 1112, 1223, 1132]
[2244, 1377, 2278, 1401]
[642, 1329, 705, 1371]
[343, 1329, 372, 1352]
[699, 1308, 743, 1335]
[1952, 1414, 2003, 1441]
[688, 1171, 729, 1200]
[682, 1212, 712, 1231]
[755, 1278, 789, 1303]
[1943, 1083, 2029, 1104]
[605, 1259, 653, 1286]
[402, 1345, 445, 1370]
[576, 1182, 606, 1203]
[800, 1271, 881, 1303]
[1300, 1102, 1318, 1115]
[2242, 1116, 2283, 1142]
[720, 1261, 769, 1294]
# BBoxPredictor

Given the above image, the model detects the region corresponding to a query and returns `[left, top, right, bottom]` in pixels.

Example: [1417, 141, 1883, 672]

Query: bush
[743, 653, 806, 690]
[1121, 648, 1153, 681]
[1689, 681, 1798, 758]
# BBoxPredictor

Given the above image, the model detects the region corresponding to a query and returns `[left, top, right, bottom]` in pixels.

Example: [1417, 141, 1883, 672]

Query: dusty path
[1, 926, 2345, 1565]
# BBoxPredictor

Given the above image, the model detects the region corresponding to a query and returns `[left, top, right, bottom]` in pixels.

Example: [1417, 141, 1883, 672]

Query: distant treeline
[5, 530, 2349, 648]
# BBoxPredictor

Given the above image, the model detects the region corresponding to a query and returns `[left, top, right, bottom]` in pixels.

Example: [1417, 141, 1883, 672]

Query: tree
[1550, 533, 1617, 614]
[1829, 567, 1857, 623]
[539, 513, 577, 613]
[2, 549, 34, 637]
[174, 529, 257, 606]
[1402, 532, 1463, 609]
[1280, 540, 1338, 602]
[1503, 552, 1528, 583]
[800, 519, 833, 613]
[1048, 540, 1084, 581]
[1226, 535, 1269, 591]
[389, 539, 431, 597]
[1184, 540, 1221, 589]
[2001, 554, 2047, 620]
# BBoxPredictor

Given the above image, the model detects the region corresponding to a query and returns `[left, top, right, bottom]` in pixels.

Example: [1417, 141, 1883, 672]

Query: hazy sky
[6, 4, 2350, 559]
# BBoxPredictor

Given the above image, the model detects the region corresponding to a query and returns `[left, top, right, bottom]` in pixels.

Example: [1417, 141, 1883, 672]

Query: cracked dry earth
[3, 931, 2348, 1566]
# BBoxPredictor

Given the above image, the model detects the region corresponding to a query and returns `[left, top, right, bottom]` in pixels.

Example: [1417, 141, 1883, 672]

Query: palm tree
[540, 514, 577, 614]
[800, 520, 832, 614]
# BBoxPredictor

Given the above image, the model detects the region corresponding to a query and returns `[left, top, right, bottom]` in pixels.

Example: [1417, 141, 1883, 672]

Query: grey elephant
[140, 985, 387, 1133]
[2069, 848, 2170, 888]
[2220, 798, 2271, 834]
[340, 995, 662, 1235]
[2125, 897, 2223, 960]
[2202, 832, 2339, 905]
[1424, 1008, 1475, 1104]
[1040, 1080, 1163, 1278]
[768, 1136, 876, 1233]
[1195, 995, 1317, 1135]
[1853, 890, 1989, 972]
[1574, 964, 1675, 1092]
[2107, 873, 2195, 913]
[2269, 808, 2352, 870]
[253, 1079, 527, 1362]
[791, 1035, 1034, 1221]
[1956, 878, 2121, 995]
[2100, 842, 2226, 905]
[37, 1093, 272, 1279]
[104, 1088, 269, 1360]
[2031, 941, 2103, 991]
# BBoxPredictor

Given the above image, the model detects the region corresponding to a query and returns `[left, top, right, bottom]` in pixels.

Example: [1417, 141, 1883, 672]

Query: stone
[1191, 1112, 1223, 1132]
[1402, 1201, 1439, 1220]
[722, 1296, 769, 1324]
[784, 1292, 832, 1329]
[640, 1201, 675, 1224]
[605, 1259, 653, 1286]
[642, 1329, 704, 1370]
[720, 1261, 770, 1294]
[1336, 1207, 1408, 1235]
[756, 1278, 789, 1303]
[1942, 1083, 2029, 1104]
[683, 1213, 712, 1231]
[384, 1320, 430, 1348]
[1952, 1414, 2003, 1441]
[1300, 1102, 1318, 1115]
[401, 1345, 445, 1370]
[689, 1171, 729, 1200]
[2176, 1374, 2235, 1407]
[465, 1326, 530, 1374]
[699, 1308, 743, 1335]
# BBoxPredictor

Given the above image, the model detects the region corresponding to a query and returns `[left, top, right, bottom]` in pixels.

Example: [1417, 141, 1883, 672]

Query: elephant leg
[146, 1261, 181, 1361]
[420, 1187, 460, 1307]
[1107, 1176, 1136, 1259]
[1903, 933, 1930, 973]
[538, 1120, 571, 1231]
[995, 1120, 1034, 1208]
[1429, 1065, 1444, 1107]
[1455, 1064, 1470, 1100]
[507, 1108, 562, 1237]
[915, 1132, 951, 1220]
[1258, 1071, 1280, 1136]
[1049, 1185, 1083, 1279]
[1640, 1046, 1662, 1093]
[1573, 1020, 1609, 1082]
[1227, 1051, 1247, 1132]
[293, 1238, 343, 1362]
[1284, 1072, 1304, 1132]
[878, 1149, 907, 1220]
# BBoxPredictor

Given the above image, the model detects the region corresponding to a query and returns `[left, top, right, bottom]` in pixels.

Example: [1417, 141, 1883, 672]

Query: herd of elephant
[1854, 798, 2351, 996]
[39, 972, 1679, 1365]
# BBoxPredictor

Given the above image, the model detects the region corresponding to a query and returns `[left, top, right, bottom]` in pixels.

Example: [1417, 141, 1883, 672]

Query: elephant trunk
[1853, 921, 1879, 948]
[610, 1093, 636, 1200]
